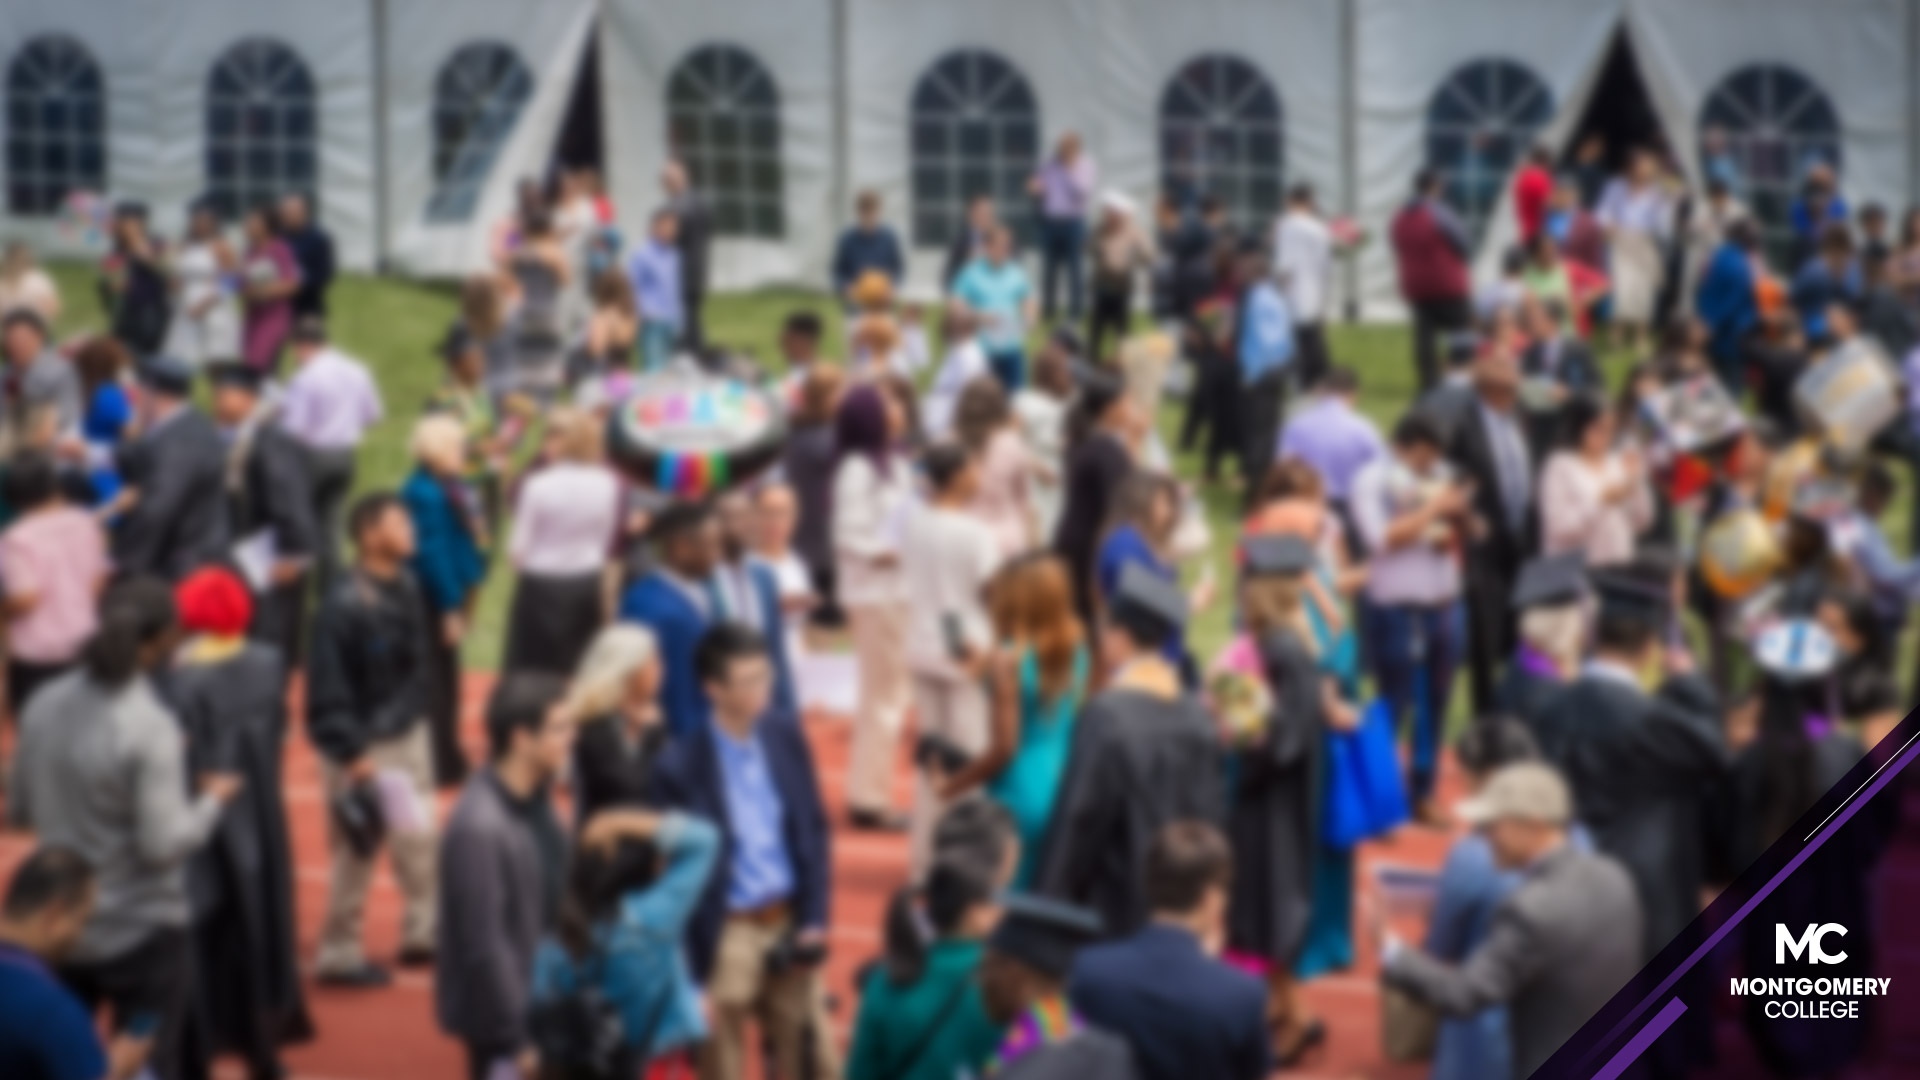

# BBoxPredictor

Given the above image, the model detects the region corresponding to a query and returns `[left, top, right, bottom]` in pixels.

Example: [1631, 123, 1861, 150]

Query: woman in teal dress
[1295, 553, 1362, 981]
[938, 554, 1088, 887]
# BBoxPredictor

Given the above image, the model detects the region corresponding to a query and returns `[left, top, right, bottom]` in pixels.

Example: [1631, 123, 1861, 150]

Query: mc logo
[1776, 923, 1849, 965]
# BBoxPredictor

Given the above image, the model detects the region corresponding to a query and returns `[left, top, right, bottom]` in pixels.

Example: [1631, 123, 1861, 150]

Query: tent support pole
[1340, 0, 1359, 321]
[1910, 0, 1920, 207]
[371, 0, 391, 273]
[832, 0, 851, 246]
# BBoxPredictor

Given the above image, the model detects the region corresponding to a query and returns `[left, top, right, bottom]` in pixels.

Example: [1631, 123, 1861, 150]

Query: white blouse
[509, 461, 622, 576]
[1538, 451, 1654, 567]
[832, 453, 913, 607]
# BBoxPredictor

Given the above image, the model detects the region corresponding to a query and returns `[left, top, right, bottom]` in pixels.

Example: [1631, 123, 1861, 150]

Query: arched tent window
[1699, 64, 1841, 265]
[204, 39, 316, 221]
[668, 45, 783, 239]
[909, 50, 1039, 247]
[428, 43, 534, 223]
[1425, 59, 1552, 250]
[1159, 54, 1283, 230]
[6, 36, 106, 216]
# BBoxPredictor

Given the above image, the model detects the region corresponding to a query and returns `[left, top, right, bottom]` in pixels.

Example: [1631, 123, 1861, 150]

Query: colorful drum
[605, 372, 786, 499]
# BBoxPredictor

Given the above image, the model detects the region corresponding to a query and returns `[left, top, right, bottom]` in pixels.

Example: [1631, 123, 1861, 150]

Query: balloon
[1699, 508, 1783, 600]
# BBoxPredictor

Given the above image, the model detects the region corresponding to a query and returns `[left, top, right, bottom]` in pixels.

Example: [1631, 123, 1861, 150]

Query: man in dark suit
[1519, 299, 1603, 457]
[662, 159, 711, 351]
[1446, 344, 1537, 713]
[1383, 763, 1644, 1080]
[1070, 822, 1270, 1080]
[208, 362, 318, 665]
[112, 355, 230, 580]
[714, 489, 798, 716]
[1411, 331, 1481, 446]
[650, 622, 837, 1080]
[278, 192, 335, 320]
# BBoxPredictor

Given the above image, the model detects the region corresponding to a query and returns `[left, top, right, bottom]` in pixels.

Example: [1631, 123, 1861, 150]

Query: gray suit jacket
[112, 406, 231, 580]
[435, 771, 551, 1051]
[1386, 844, 1644, 1079]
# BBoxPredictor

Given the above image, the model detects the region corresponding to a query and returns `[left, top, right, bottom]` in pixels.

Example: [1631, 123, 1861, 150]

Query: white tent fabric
[600, 0, 838, 292]
[382, 0, 594, 277]
[843, 0, 1343, 301]
[1353, 0, 1624, 318]
[1626, 0, 1909, 211]
[0, 0, 377, 267]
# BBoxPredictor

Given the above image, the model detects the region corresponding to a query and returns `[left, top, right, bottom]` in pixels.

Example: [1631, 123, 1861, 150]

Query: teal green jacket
[846, 939, 1003, 1080]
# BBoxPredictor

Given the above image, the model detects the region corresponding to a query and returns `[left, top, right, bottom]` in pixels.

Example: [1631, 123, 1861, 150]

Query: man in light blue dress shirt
[1235, 240, 1295, 508]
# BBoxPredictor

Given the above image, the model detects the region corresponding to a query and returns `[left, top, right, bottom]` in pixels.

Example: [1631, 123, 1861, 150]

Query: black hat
[1590, 565, 1669, 628]
[136, 354, 195, 397]
[1049, 324, 1086, 357]
[207, 361, 264, 393]
[1443, 331, 1481, 363]
[1109, 562, 1187, 644]
[1071, 359, 1126, 416]
[1243, 533, 1316, 577]
[1511, 553, 1586, 611]
[987, 893, 1104, 980]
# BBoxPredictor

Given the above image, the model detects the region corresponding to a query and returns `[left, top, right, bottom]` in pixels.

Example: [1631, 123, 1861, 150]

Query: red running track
[3, 672, 1443, 1080]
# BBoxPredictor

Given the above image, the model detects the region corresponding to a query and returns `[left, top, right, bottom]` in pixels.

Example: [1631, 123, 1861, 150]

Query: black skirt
[503, 570, 605, 677]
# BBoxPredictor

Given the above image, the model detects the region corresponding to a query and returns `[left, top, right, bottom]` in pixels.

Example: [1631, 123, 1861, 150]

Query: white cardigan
[832, 453, 913, 606]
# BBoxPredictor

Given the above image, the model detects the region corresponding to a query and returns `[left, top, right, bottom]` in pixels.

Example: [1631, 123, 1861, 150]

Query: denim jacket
[530, 813, 720, 1058]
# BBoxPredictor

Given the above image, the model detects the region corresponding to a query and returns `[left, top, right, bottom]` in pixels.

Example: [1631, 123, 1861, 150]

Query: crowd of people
[0, 122, 1913, 1080]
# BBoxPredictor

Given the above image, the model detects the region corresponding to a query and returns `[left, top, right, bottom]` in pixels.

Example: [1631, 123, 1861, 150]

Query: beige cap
[1457, 763, 1572, 827]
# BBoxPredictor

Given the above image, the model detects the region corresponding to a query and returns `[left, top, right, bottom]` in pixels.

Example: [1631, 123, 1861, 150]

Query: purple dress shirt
[1277, 397, 1386, 502]
[278, 347, 385, 450]
[1037, 157, 1095, 219]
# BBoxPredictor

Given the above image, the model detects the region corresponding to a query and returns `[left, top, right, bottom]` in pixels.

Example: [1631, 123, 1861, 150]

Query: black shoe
[396, 945, 435, 969]
[316, 963, 392, 988]
[847, 808, 909, 833]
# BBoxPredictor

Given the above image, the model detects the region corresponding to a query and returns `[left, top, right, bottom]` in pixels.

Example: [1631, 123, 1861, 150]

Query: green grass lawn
[40, 261, 1913, 705]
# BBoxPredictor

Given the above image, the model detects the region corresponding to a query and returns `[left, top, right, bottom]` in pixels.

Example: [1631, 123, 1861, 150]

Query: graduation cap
[1752, 618, 1839, 684]
[1589, 565, 1670, 629]
[1511, 553, 1586, 611]
[1070, 359, 1126, 415]
[1109, 561, 1187, 644]
[1443, 330, 1481, 364]
[137, 353, 195, 397]
[1049, 324, 1086, 357]
[987, 893, 1104, 980]
[207, 361, 264, 394]
[1243, 533, 1316, 577]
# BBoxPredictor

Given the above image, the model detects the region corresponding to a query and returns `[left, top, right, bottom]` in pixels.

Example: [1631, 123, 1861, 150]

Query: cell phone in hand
[942, 612, 969, 661]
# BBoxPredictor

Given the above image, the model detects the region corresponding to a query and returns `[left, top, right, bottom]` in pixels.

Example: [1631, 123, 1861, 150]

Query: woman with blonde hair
[1497, 555, 1589, 729]
[402, 411, 489, 785]
[566, 623, 667, 823]
[937, 554, 1089, 887]
[505, 406, 621, 676]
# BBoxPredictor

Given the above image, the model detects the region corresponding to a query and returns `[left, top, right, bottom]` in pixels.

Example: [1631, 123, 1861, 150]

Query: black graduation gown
[1052, 431, 1133, 623]
[112, 408, 231, 581]
[1036, 683, 1224, 938]
[996, 1028, 1138, 1080]
[1541, 671, 1728, 961]
[230, 421, 319, 664]
[1225, 628, 1322, 965]
[165, 643, 313, 1072]
[1496, 666, 1562, 744]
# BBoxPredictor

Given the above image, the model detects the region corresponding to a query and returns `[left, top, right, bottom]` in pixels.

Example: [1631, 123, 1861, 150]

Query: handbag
[1381, 982, 1440, 1062]
[1322, 698, 1411, 849]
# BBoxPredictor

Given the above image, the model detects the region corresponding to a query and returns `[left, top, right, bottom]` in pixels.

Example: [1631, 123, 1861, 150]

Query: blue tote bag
[1322, 698, 1412, 850]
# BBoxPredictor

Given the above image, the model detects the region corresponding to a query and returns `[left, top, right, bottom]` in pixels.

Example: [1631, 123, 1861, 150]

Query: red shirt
[1514, 165, 1553, 242]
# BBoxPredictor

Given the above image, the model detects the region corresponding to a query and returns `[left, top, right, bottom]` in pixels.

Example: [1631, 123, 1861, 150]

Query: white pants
[846, 601, 912, 814]
[908, 671, 992, 877]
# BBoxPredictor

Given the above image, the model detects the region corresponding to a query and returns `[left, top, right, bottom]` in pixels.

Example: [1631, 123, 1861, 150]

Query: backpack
[528, 950, 639, 1080]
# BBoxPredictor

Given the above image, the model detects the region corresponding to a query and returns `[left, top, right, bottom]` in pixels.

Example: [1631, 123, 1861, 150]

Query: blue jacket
[618, 567, 797, 737]
[1068, 924, 1271, 1080]
[530, 813, 720, 1060]
[1694, 242, 1758, 368]
[649, 711, 831, 981]
[401, 467, 486, 614]
[1790, 256, 1862, 341]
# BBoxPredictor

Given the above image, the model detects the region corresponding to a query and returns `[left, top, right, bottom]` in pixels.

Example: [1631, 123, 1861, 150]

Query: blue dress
[990, 646, 1088, 888]
[84, 382, 132, 506]
[1295, 566, 1360, 979]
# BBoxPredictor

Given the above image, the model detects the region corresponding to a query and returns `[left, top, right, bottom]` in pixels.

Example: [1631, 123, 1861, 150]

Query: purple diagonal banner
[1590, 997, 1687, 1080]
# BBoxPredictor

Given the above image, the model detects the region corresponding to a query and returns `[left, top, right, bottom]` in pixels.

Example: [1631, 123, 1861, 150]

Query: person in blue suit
[401, 413, 488, 786]
[649, 623, 838, 1079]
[1070, 821, 1271, 1080]
[618, 501, 726, 737]
[1694, 218, 1761, 394]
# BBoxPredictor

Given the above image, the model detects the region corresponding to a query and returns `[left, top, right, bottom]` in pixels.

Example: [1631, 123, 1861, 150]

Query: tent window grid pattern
[1425, 58, 1553, 252]
[429, 42, 536, 224]
[1698, 63, 1842, 267]
[1160, 53, 1284, 232]
[5, 35, 106, 218]
[668, 44, 784, 240]
[909, 49, 1040, 248]
[205, 38, 318, 222]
